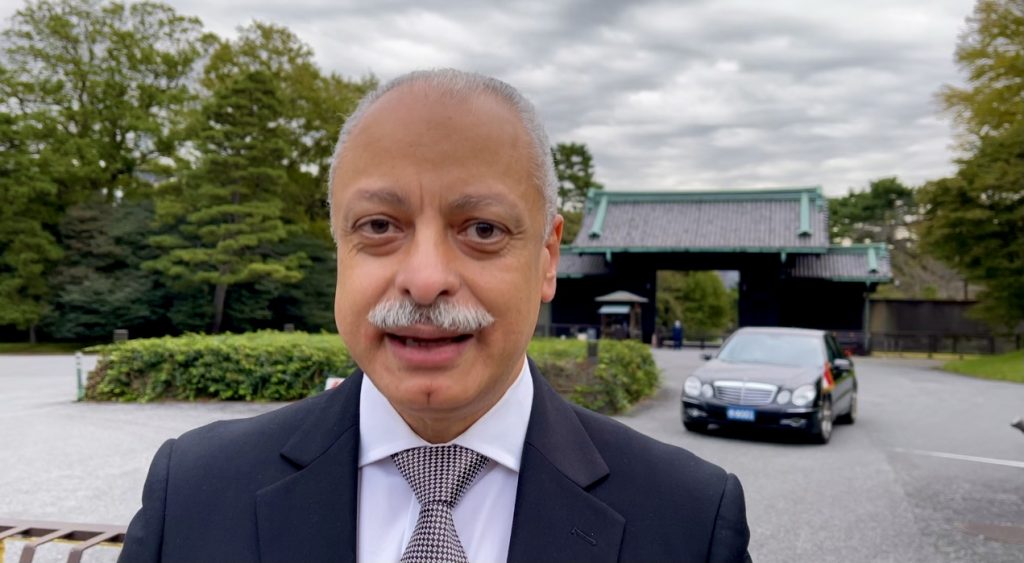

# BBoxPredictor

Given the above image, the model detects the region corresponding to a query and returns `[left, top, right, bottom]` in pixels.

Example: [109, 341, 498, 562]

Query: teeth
[406, 338, 419, 348]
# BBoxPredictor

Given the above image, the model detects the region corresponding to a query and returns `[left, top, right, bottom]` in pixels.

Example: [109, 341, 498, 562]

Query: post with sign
[76, 351, 84, 401]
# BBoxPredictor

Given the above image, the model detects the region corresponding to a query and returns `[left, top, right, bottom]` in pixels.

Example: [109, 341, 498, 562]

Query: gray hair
[368, 297, 495, 334]
[327, 69, 559, 238]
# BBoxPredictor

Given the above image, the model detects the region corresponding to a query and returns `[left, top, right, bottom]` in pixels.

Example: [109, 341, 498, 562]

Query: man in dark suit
[119, 69, 751, 562]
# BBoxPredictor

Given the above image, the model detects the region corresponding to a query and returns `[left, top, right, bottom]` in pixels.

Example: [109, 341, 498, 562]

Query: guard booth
[544, 186, 892, 352]
[595, 290, 649, 340]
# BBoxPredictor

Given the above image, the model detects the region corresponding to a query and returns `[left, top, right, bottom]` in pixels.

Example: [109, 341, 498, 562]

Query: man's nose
[394, 227, 461, 305]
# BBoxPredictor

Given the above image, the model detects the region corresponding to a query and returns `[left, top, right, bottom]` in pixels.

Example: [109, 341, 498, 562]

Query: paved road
[616, 349, 1024, 563]
[2, 352, 1023, 562]
[0, 355, 281, 526]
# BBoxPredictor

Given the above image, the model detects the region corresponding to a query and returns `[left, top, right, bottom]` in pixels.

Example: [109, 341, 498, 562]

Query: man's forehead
[349, 83, 522, 144]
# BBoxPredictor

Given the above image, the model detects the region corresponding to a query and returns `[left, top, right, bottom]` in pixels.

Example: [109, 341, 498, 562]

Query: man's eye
[473, 222, 496, 239]
[357, 218, 395, 235]
[465, 221, 505, 242]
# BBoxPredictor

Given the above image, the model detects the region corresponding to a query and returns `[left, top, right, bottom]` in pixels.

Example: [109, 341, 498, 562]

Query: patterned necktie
[391, 444, 490, 563]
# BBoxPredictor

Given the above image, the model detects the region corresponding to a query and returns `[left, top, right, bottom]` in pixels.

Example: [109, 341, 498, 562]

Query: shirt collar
[358, 357, 533, 473]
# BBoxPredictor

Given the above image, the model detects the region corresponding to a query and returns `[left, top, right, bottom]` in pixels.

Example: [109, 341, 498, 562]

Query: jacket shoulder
[569, 405, 750, 561]
[571, 403, 728, 485]
[179, 391, 327, 452]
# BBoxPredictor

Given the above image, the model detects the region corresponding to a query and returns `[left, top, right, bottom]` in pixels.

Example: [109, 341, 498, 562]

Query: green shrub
[87, 332, 659, 412]
[85, 331, 355, 402]
[529, 337, 660, 414]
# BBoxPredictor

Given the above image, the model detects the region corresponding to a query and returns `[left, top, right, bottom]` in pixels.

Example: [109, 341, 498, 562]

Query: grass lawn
[0, 342, 89, 354]
[943, 350, 1024, 383]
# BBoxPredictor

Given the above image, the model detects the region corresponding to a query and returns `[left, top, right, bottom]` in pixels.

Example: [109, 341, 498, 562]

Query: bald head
[327, 69, 559, 238]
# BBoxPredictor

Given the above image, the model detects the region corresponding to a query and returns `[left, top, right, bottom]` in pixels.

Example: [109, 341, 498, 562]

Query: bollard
[75, 351, 84, 401]
[586, 328, 599, 364]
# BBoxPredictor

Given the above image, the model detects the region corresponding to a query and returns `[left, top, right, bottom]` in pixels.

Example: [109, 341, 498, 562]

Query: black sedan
[680, 327, 857, 444]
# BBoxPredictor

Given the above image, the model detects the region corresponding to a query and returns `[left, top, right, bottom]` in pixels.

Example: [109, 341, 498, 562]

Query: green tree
[939, 0, 1024, 143]
[656, 271, 732, 339]
[828, 177, 916, 245]
[919, 120, 1024, 330]
[656, 271, 688, 335]
[552, 142, 603, 243]
[920, 0, 1024, 328]
[201, 22, 375, 233]
[828, 177, 967, 299]
[146, 70, 307, 333]
[0, 0, 213, 207]
[42, 201, 169, 340]
[0, 110, 63, 342]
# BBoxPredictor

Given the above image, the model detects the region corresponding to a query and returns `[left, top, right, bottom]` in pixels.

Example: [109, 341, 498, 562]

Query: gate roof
[571, 186, 829, 252]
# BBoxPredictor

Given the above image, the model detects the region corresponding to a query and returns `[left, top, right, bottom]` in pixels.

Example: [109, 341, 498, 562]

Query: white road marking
[892, 447, 1024, 469]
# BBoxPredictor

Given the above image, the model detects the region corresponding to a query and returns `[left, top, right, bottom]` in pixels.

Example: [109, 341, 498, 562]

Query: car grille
[713, 381, 778, 405]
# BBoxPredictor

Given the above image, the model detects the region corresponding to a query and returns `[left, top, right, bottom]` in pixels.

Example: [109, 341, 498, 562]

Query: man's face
[331, 85, 562, 435]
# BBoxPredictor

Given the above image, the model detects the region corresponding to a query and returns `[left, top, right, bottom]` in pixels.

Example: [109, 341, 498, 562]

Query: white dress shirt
[357, 358, 534, 563]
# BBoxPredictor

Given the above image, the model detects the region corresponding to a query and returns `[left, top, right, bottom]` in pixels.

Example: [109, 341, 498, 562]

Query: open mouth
[385, 333, 474, 348]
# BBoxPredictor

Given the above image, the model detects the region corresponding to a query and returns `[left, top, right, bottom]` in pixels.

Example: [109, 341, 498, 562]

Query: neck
[401, 414, 478, 444]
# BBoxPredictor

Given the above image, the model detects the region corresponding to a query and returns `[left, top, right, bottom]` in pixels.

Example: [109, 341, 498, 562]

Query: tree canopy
[146, 69, 308, 333]
[939, 0, 1024, 143]
[552, 142, 603, 243]
[921, 0, 1024, 329]
[919, 120, 1024, 329]
[828, 177, 968, 299]
[0, 0, 369, 338]
[656, 271, 733, 340]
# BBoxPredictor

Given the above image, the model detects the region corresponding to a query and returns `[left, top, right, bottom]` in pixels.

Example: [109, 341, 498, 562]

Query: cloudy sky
[1, 0, 978, 196]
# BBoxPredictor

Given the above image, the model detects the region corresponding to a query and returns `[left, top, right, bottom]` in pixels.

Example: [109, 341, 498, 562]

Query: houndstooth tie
[391, 444, 490, 563]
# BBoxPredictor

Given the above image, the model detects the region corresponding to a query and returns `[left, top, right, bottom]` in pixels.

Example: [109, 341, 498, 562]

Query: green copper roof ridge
[588, 195, 609, 239]
[562, 245, 828, 254]
[867, 246, 879, 273]
[594, 185, 823, 199]
[799, 192, 812, 236]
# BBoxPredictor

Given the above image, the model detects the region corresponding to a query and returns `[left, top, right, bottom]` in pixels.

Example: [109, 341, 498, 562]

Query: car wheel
[836, 388, 857, 425]
[810, 397, 833, 444]
[684, 420, 708, 433]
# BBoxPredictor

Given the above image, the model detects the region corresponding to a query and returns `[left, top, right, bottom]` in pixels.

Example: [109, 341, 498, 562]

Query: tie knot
[392, 444, 489, 507]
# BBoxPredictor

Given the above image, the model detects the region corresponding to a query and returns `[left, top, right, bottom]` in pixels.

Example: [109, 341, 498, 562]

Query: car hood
[694, 359, 820, 387]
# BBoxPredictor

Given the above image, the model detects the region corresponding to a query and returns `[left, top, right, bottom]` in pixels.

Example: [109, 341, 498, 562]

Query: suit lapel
[256, 371, 364, 563]
[507, 360, 625, 563]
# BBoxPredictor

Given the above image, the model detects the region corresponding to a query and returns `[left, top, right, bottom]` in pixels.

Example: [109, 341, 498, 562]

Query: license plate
[726, 407, 756, 422]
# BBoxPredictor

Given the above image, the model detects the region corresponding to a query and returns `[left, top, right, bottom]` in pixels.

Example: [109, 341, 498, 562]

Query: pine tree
[146, 70, 307, 333]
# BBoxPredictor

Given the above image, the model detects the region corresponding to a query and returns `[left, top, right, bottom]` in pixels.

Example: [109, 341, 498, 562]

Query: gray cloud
[0, 0, 975, 195]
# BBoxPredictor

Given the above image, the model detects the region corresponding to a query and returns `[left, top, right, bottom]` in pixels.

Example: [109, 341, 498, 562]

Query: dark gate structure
[547, 187, 891, 352]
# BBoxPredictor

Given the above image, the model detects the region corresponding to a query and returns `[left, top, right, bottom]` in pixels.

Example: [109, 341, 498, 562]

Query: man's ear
[541, 214, 563, 303]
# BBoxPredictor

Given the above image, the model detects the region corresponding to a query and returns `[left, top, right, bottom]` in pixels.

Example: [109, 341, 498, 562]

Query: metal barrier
[0, 519, 125, 563]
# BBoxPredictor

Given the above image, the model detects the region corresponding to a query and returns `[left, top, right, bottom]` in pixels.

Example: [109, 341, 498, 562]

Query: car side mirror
[833, 358, 852, 371]
[701, 353, 713, 361]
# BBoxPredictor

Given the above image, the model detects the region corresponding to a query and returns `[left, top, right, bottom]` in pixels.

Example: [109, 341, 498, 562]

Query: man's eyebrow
[448, 193, 518, 213]
[350, 188, 411, 211]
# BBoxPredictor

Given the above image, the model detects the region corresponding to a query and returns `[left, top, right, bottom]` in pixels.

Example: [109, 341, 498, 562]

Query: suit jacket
[119, 360, 751, 562]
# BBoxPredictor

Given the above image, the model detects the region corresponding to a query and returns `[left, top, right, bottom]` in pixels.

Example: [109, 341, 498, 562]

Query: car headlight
[684, 376, 702, 397]
[776, 389, 791, 404]
[792, 384, 816, 407]
[701, 384, 714, 398]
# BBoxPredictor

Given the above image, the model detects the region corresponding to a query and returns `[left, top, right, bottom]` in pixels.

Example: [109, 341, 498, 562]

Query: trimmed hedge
[86, 332, 660, 413]
[529, 338, 661, 414]
[86, 332, 355, 402]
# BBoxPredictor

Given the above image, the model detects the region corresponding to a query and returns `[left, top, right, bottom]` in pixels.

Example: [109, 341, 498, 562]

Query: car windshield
[717, 332, 824, 367]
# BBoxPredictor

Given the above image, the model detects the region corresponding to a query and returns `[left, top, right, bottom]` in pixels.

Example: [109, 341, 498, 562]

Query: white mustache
[367, 298, 495, 333]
